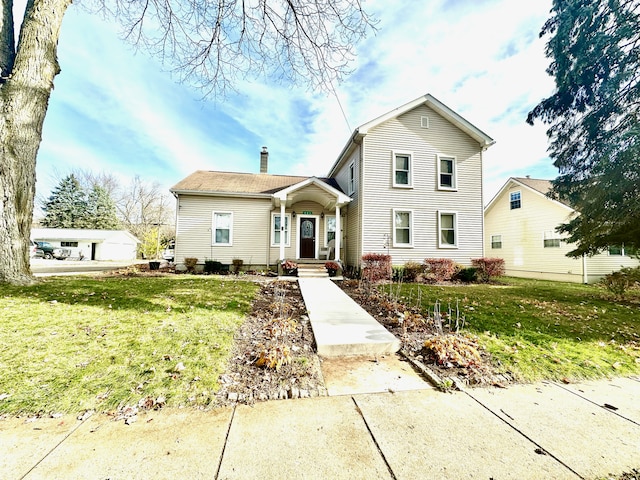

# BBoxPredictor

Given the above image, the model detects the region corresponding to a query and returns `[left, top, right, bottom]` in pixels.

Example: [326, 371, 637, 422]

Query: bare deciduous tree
[0, 0, 375, 284]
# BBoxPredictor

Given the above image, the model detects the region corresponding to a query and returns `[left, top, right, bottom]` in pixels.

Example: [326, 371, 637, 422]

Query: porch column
[279, 203, 286, 261]
[334, 205, 341, 262]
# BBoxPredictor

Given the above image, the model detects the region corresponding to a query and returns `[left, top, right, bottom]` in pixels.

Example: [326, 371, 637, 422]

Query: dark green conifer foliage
[528, 0, 640, 256]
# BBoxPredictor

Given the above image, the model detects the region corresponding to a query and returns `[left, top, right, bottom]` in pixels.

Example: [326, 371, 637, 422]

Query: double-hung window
[491, 235, 502, 249]
[543, 231, 561, 248]
[212, 212, 233, 245]
[438, 155, 456, 190]
[271, 213, 290, 247]
[393, 209, 413, 247]
[510, 191, 521, 210]
[392, 151, 413, 187]
[438, 211, 458, 248]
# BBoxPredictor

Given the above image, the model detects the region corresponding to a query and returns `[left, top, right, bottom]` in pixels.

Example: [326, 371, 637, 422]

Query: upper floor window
[61, 241, 78, 248]
[543, 231, 561, 248]
[491, 235, 502, 249]
[213, 211, 233, 245]
[438, 155, 457, 190]
[510, 191, 521, 209]
[271, 213, 290, 247]
[438, 211, 458, 248]
[348, 161, 355, 195]
[392, 151, 413, 187]
[393, 209, 413, 247]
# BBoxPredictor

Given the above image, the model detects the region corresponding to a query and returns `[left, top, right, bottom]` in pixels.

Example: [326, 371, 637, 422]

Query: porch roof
[272, 177, 352, 210]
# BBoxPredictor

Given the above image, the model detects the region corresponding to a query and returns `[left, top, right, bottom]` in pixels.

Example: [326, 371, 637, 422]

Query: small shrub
[601, 266, 640, 297]
[232, 258, 244, 274]
[254, 343, 292, 371]
[403, 261, 423, 282]
[362, 253, 392, 282]
[392, 266, 405, 282]
[184, 257, 198, 274]
[423, 335, 482, 368]
[325, 261, 340, 271]
[423, 258, 456, 282]
[204, 260, 222, 274]
[471, 258, 505, 282]
[455, 267, 478, 283]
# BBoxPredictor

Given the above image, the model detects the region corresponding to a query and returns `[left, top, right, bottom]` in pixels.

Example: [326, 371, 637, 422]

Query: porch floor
[297, 278, 401, 357]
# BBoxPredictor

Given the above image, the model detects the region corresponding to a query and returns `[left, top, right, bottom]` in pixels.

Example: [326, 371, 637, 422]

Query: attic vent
[420, 116, 429, 128]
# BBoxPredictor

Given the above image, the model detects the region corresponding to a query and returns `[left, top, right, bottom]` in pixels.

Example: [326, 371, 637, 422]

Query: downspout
[582, 254, 588, 284]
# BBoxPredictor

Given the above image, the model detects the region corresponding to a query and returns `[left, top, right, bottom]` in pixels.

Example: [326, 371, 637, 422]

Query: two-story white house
[170, 94, 494, 271]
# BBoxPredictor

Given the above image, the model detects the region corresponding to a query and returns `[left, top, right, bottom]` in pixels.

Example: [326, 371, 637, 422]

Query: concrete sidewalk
[3, 376, 639, 479]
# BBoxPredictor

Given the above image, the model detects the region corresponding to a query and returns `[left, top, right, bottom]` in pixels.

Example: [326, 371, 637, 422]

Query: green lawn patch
[392, 277, 640, 382]
[0, 276, 258, 415]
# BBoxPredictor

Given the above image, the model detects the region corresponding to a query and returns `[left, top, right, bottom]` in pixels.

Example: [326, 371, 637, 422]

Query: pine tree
[528, 0, 640, 256]
[41, 175, 87, 228]
[86, 185, 120, 229]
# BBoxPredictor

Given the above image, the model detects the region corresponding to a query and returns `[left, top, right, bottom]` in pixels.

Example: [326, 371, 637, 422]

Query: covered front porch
[272, 177, 351, 263]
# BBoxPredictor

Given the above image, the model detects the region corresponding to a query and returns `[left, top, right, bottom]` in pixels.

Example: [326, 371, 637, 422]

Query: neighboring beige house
[170, 94, 494, 271]
[484, 177, 640, 283]
[31, 228, 140, 261]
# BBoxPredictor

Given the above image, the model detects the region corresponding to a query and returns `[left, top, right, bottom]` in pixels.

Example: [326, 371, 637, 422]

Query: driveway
[30, 259, 144, 276]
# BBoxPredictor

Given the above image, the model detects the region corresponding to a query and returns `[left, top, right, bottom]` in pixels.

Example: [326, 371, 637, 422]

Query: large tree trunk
[0, 0, 70, 284]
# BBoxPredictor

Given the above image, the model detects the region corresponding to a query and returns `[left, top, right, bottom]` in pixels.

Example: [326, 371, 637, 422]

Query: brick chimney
[260, 146, 268, 173]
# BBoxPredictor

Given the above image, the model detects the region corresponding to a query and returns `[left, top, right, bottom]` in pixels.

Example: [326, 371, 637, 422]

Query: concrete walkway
[4, 377, 639, 479]
[298, 278, 401, 357]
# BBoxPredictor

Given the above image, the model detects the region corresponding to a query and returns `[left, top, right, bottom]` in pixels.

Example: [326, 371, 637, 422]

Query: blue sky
[32, 0, 557, 206]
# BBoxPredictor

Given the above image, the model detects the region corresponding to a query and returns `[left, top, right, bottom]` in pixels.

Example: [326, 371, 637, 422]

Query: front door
[299, 218, 316, 258]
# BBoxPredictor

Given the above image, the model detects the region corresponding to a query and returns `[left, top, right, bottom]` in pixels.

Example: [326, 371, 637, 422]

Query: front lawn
[391, 277, 640, 382]
[0, 275, 258, 415]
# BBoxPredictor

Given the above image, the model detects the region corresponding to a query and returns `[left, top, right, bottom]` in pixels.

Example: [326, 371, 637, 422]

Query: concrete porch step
[298, 278, 401, 357]
[297, 264, 329, 278]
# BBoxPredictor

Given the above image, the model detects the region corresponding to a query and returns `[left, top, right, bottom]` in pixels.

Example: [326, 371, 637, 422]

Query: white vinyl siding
[393, 209, 413, 247]
[392, 150, 413, 188]
[271, 213, 291, 247]
[360, 104, 484, 265]
[213, 212, 233, 246]
[438, 211, 458, 248]
[437, 155, 456, 190]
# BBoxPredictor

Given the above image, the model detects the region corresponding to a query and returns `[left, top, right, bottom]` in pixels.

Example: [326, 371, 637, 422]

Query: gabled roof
[273, 177, 351, 208]
[485, 177, 572, 213]
[328, 93, 495, 177]
[170, 170, 343, 197]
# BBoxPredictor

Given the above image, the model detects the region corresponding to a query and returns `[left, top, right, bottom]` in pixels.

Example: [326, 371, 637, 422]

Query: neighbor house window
[510, 191, 521, 209]
[212, 212, 233, 245]
[325, 216, 336, 245]
[438, 211, 458, 248]
[271, 214, 290, 247]
[348, 161, 355, 195]
[393, 209, 413, 247]
[61, 241, 78, 247]
[543, 231, 561, 248]
[393, 151, 413, 187]
[438, 155, 456, 190]
[491, 235, 502, 249]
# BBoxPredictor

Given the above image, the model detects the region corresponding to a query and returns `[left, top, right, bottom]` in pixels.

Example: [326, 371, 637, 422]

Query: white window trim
[491, 234, 502, 249]
[271, 213, 291, 247]
[212, 211, 233, 246]
[348, 161, 355, 195]
[392, 209, 414, 248]
[438, 210, 458, 249]
[437, 154, 457, 191]
[420, 116, 430, 128]
[392, 150, 413, 188]
[543, 230, 562, 248]
[325, 215, 337, 246]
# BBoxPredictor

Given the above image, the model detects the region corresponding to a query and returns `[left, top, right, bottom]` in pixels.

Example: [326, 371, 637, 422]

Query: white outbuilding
[31, 228, 140, 261]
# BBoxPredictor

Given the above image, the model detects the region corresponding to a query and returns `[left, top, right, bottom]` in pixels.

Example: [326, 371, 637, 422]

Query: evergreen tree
[41, 175, 87, 228]
[86, 185, 120, 229]
[528, 0, 640, 257]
